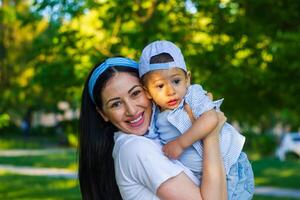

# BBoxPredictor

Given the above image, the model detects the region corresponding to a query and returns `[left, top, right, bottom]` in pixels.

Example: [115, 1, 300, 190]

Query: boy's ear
[143, 86, 152, 100]
[96, 107, 109, 122]
[186, 71, 191, 86]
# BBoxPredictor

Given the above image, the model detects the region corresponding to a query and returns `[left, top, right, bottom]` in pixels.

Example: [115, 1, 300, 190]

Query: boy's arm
[162, 109, 219, 159]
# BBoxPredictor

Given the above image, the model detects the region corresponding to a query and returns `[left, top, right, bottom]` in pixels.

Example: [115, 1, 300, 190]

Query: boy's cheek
[144, 89, 153, 100]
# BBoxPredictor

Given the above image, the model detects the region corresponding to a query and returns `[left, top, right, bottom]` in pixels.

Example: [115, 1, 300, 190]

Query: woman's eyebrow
[106, 97, 120, 105]
[128, 85, 143, 93]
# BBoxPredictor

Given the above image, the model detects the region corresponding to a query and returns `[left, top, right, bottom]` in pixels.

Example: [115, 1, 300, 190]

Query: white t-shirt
[113, 131, 199, 200]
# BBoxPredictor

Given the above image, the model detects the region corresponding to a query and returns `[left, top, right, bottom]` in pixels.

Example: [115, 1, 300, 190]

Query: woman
[78, 57, 227, 200]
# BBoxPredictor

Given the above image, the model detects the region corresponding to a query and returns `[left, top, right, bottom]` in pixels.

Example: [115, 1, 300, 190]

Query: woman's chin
[125, 125, 148, 136]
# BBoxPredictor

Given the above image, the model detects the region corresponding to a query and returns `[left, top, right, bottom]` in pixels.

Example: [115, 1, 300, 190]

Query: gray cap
[139, 40, 187, 77]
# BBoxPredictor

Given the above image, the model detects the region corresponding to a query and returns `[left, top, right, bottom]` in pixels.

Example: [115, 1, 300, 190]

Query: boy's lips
[167, 99, 178, 107]
[126, 112, 145, 127]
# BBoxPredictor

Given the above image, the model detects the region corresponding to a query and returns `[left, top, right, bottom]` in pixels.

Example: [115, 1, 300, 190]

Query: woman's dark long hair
[78, 61, 138, 200]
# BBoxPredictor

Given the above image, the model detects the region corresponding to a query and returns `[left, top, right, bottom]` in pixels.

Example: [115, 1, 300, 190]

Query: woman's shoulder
[113, 132, 160, 158]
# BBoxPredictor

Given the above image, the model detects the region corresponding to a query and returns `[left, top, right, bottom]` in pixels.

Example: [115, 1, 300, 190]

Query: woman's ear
[186, 71, 191, 87]
[96, 107, 109, 122]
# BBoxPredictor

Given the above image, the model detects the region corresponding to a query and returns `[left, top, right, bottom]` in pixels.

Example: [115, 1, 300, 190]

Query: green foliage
[0, 113, 10, 129]
[1, 0, 299, 134]
[59, 120, 78, 147]
[243, 132, 278, 158]
[0, 119, 78, 148]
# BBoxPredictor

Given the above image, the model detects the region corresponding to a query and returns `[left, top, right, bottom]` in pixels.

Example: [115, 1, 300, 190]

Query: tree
[1, 0, 299, 132]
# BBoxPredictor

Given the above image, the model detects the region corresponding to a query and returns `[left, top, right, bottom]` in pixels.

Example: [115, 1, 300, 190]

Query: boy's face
[143, 68, 190, 111]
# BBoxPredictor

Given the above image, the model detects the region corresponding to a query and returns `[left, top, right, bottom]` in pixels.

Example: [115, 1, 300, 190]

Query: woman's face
[99, 72, 152, 136]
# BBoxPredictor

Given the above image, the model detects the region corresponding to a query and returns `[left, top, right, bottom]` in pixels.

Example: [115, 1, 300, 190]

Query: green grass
[252, 157, 300, 189]
[0, 136, 66, 149]
[0, 146, 79, 199]
[253, 196, 300, 200]
[1, 135, 300, 199]
[0, 149, 77, 170]
[0, 171, 80, 199]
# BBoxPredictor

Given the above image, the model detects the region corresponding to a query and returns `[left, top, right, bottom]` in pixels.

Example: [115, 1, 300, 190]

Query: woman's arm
[201, 111, 227, 200]
[157, 172, 202, 200]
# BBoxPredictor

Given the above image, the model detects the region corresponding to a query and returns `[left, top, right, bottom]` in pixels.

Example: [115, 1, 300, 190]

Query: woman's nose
[125, 101, 137, 116]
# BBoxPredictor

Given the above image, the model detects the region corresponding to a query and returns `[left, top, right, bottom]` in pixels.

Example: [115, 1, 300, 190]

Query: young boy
[139, 40, 254, 199]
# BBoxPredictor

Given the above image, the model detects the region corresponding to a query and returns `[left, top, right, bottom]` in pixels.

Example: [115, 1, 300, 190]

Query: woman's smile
[126, 112, 145, 127]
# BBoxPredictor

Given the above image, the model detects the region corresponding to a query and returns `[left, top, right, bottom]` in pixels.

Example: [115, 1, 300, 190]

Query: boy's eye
[156, 84, 164, 89]
[173, 79, 181, 84]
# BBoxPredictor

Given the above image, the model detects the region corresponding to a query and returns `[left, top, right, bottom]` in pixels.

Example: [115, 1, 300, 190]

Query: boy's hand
[162, 140, 184, 159]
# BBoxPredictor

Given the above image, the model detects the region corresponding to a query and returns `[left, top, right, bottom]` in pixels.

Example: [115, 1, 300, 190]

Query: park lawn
[0, 170, 80, 199]
[1, 144, 299, 199]
[253, 196, 300, 200]
[0, 149, 77, 170]
[252, 157, 300, 189]
[0, 134, 67, 149]
[2, 153, 299, 190]
[0, 172, 298, 200]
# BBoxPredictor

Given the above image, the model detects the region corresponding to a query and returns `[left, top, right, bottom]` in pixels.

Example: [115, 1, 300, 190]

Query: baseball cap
[139, 40, 187, 77]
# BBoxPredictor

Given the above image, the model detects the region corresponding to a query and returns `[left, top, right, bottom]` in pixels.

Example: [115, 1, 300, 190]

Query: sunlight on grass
[50, 179, 78, 189]
[0, 149, 77, 169]
[0, 139, 41, 149]
[264, 168, 296, 177]
[0, 169, 7, 175]
[249, 152, 261, 160]
[255, 177, 269, 185]
[0, 173, 80, 199]
[252, 158, 300, 189]
[253, 196, 300, 200]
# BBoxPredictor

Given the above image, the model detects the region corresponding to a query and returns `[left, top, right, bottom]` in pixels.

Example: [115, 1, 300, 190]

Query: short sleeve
[114, 136, 184, 199]
[185, 84, 215, 118]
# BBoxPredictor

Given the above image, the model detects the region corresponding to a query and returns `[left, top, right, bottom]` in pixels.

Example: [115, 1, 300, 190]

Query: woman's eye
[131, 90, 141, 97]
[111, 102, 121, 108]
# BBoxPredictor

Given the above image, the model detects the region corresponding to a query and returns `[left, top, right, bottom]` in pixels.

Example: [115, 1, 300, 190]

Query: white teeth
[129, 115, 142, 124]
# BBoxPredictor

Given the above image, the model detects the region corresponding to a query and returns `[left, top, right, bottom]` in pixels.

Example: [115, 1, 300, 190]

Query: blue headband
[88, 57, 138, 103]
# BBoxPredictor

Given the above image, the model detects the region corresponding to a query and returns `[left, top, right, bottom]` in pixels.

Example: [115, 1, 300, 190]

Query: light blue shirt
[150, 84, 245, 175]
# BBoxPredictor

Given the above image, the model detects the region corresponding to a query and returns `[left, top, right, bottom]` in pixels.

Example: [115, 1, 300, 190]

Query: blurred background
[0, 0, 299, 199]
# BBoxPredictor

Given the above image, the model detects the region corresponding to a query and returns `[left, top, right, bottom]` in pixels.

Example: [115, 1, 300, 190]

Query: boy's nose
[166, 84, 176, 96]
